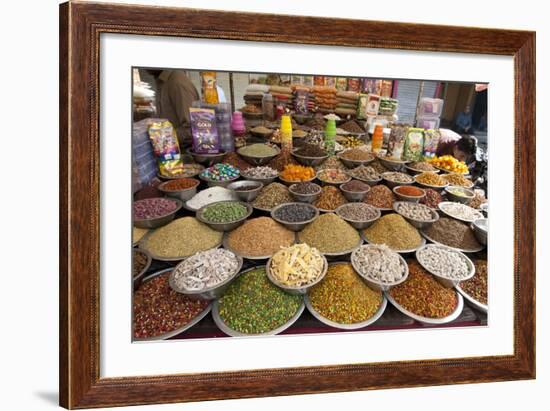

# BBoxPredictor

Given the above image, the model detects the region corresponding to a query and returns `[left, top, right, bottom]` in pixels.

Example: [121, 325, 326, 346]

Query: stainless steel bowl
[196, 201, 253, 232]
[291, 149, 329, 166]
[316, 169, 351, 187]
[266, 253, 328, 295]
[237, 145, 280, 166]
[339, 182, 370, 202]
[349, 174, 383, 187]
[337, 151, 375, 169]
[226, 180, 264, 202]
[168, 255, 244, 300]
[381, 172, 414, 189]
[335, 203, 381, 230]
[404, 164, 440, 175]
[199, 174, 240, 188]
[278, 174, 316, 186]
[351, 245, 409, 291]
[456, 284, 488, 313]
[289, 183, 322, 203]
[270, 202, 319, 232]
[420, 229, 485, 253]
[158, 178, 200, 202]
[471, 218, 488, 245]
[188, 150, 226, 166]
[239, 170, 279, 185]
[438, 201, 484, 223]
[445, 185, 475, 204]
[392, 185, 426, 203]
[415, 243, 475, 288]
[392, 201, 440, 230]
[414, 174, 449, 191]
[377, 156, 410, 171]
[132, 248, 152, 290]
[222, 232, 297, 260]
[133, 198, 183, 229]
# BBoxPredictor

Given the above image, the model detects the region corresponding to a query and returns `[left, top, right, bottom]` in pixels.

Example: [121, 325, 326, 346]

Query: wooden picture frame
[59, 2, 535, 408]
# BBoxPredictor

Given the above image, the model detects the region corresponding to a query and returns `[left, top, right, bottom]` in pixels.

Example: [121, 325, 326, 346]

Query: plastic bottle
[371, 124, 384, 154]
[231, 111, 246, 149]
[324, 118, 336, 155]
[280, 115, 293, 152]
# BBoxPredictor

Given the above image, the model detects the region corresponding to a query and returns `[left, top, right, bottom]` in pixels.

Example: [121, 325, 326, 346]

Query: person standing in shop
[154, 69, 200, 147]
[453, 105, 473, 134]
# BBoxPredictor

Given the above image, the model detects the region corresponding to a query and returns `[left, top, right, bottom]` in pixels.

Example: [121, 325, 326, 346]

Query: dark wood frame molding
[59, 1, 535, 408]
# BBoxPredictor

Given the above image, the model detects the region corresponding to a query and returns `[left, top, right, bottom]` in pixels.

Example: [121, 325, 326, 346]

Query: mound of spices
[340, 149, 374, 161]
[364, 185, 395, 209]
[389, 261, 458, 319]
[416, 172, 447, 187]
[370, 158, 390, 174]
[395, 185, 425, 197]
[339, 120, 365, 133]
[315, 155, 346, 172]
[298, 213, 360, 254]
[309, 263, 383, 324]
[273, 203, 317, 223]
[468, 190, 488, 209]
[141, 217, 223, 259]
[218, 267, 302, 334]
[133, 250, 149, 277]
[337, 203, 379, 221]
[160, 178, 199, 191]
[341, 180, 370, 192]
[133, 271, 209, 339]
[423, 217, 481, 250]
[268, 149, 299, 172]
[133, 197, 179, 220]
[314, 186, 347, 210]
[280, 164, 315, 181]
[447, 187, 472, 198]
[417, 245, 471, 280]
[252, 182, 292, 210]
[439, 202, 484, 222]
[238, 143, 279, 157]
[172, 248, 240, 291]
[363, 213, 421, 251]
[408, 161, 436, 172]
[382, 171, 414, 184]
[222, 151, 252, 171]
[200, 201, 248, 223]
[394, 202, 434, 221]
[317, 168, 349, 184]
[242, 166, 278, 179]
[294, 143, 327, 157]
[442, 173, 473, 187]
[133, 227, 149, 244]
[421, 188, 443, 209]
[200, 163, 240, 182]
[460, 259, 488, 305]
[270, 243, 325, 287]
[290, 182, 322, 195]
[227, 217, 294, 257]
[187, 186, 238, 210]
[352, 244, 406, 284]
[348, 165, 380, 181]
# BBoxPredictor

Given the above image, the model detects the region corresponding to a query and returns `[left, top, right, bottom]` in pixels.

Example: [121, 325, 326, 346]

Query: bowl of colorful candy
[199, 163, 240, 187]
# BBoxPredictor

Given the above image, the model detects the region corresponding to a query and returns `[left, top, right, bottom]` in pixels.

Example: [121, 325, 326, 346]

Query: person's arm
[169, 83, 197, 145]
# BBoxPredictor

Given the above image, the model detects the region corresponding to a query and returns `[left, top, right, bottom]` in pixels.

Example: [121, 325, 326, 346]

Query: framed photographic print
[59, 1, 535, 409]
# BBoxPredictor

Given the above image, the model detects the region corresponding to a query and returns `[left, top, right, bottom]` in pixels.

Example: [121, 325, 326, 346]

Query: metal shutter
[395, 80, 438, 124]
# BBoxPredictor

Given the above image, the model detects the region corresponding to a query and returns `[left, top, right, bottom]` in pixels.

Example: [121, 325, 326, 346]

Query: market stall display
[457, 259, 488, 312]
[133, 197, 182, 228]
[298, 213, 362, 255]
[252, 182, 293, 211]
[362, 213, 424, 253]
[314, 186, 348, 211]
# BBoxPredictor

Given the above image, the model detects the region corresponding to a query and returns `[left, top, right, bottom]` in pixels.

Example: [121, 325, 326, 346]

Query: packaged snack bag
[200, 71, 219, 104]
[147, 120, 184, 177]
[357, 94, 369, 119]
[336, 77, 348, 91]
[366, 94, 381, 116]
[294, 89, 309, 115]
[422, 129, 441, 158]
[347, 78, 361, 92]
[386, 123, 409, 160]
[190, 108, 220, 154]
[403, 127, 425, 161]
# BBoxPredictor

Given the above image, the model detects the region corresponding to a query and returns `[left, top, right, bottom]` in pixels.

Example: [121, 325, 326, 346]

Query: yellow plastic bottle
[280, 115, 293, 152]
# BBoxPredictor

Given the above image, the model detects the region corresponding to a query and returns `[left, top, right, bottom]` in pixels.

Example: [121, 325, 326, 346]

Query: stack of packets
[311, 86, 337, 114]
[243, 84, 269, 109]
[269, 85, 294, 110]
[133, 118, 161, 190]
[335, 91, 359, 117]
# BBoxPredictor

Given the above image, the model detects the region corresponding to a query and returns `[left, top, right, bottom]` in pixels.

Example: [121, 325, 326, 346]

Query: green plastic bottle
[324, 118, 336, 155]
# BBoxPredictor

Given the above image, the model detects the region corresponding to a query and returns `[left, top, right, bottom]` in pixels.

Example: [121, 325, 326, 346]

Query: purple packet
[190, 107, 220, 153]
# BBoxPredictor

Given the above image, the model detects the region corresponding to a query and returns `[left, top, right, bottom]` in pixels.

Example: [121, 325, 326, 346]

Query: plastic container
[280, 115, 293, 152]
[416, 116, 441, 130]
[417, 97, 444, 117]
[371, 124, 384, 154]
[324, 118, 336, 155]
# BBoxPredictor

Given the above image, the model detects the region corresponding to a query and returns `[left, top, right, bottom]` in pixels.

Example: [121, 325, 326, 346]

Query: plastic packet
[422, 129, 441, 158]
[190, 108, 220, 154]
[386, 123, 409, 160]
[147, 120, 184, 177]
[402, 128, 425, 161]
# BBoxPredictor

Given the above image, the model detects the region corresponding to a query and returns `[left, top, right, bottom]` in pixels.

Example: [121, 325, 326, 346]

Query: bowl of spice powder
[363, 184, 395, 211]
[361, 213, 425, 253]
[421, 217, 484, 253]
[298, 213, 362, 256]
[392, 185, 426, 203]
[158, 177, 200, 202]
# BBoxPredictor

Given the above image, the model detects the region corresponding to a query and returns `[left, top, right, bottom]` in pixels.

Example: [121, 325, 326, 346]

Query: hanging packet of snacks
[294, 88, 309, 115]
[380, 80, 394, 97]
[189, 108, 220, 154]
[336, 77, 348, 91]
[357, 94, 369, 119]
[314, 76, 326, 86]
[302, 75, 314, 87]
[402, 127, 425, 161]
[366, 94, 381, 116]
[291, 74, 303, 85]
[422, 129, 441, 158]
[200, 71, 219, 104]
[386, 123, 409, 160]
[280, 74, 291, 86]
[325, 77, 336, 87]
[347, 77, 361, 92]
[147, 120, 185, 177]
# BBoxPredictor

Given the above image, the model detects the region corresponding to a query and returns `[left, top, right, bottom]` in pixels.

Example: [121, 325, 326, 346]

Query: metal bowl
[445, 185, 475, 204]
[196, 201, 253, 232]
[349, 174, 383, 187]
[297, 232, 363, 258]
[156, 164, 205, 180]
[414, 174, 449, 191]
[237, 145, 280, 166]
[404, 164, 440, 175]
[239, 169, 279, 185]
[385, 288, 464, 325]
[289, 183, 322, 203]
[381, 172, 415, 189]
[132, 249, 152, 290]
[222, 232, 297, 260]
[316, 169, 351, 187]
[305, 287, 387, 330]
[270, 202, 319, 232]
[361, 230, 426, 254]
[350, 245, 409, 291]
[139, 229, 223, 262]
[335, 203, 381, 230]
[392, 201, 440, 230]
[279, 174, 316, 186]
[416, 244, 475, 288]
[226, 180, 264, 202]
[168, 255, 244, 300]
[339, 183, 370, 202]
[337, 151, 375, 169]
[199, 173, 240, 188]
[392, 185, 426, 203]
[420, 229, 485, 253]
[266, 253, 328, 295]
[456, 284, 488, 313]
[291, 149, 329, 166]
[438, 201, 485, 223]
[133, 198, 183, 229]
[471, 218, 488, 246]
[157, 178, 200, 202]
[188, 150, 226, 166]
[132, 268, 212, 341]
[376, 156, 410, 171]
